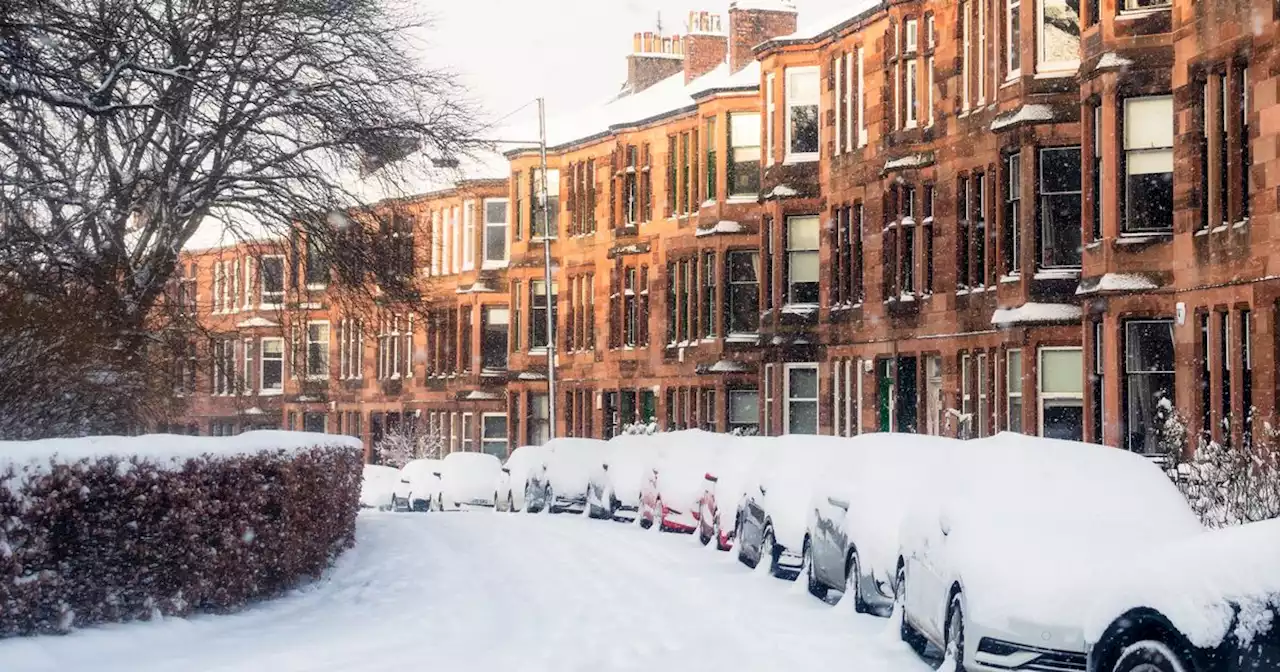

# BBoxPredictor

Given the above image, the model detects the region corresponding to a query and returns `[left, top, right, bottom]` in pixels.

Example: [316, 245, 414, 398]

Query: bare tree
[0, 0, 477, 434]
[374, 419, 445, 468]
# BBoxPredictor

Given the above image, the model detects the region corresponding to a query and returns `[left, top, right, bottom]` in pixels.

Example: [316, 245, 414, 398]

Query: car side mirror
[827, 496, 850, 510]
[602, 463, 609, 471]
[758, 484, 767, 496]
[400, 479, 411, 484]
[939, 514, 952, 537]
[432, 471, 442, 478]
[501, 466, 511, 474]
[704, 472, 718, 483]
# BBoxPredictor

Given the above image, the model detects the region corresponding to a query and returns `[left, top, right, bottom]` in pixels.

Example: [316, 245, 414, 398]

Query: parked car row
[361, 430, 1279, 672]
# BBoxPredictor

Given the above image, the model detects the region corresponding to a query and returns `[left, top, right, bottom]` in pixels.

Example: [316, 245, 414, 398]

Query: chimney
[684, 11, 728, 84]
[727, 0, 798, 73]
[626, 30, 685, 95]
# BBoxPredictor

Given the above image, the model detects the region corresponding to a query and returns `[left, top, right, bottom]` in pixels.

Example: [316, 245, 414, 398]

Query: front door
[897, 356, 918, 433]
[877, 359, 894, 432]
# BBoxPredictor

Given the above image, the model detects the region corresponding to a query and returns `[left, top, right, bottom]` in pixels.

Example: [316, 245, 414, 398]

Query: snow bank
[1084, 518, 1280, 649]
[0, 432, 362, 637]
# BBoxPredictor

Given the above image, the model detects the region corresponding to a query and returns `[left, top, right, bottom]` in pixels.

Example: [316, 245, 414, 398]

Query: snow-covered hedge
[0, 431, 363, 637]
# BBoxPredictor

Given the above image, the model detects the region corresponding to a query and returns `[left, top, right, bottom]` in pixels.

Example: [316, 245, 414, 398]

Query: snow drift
[0, 431, 363, 637]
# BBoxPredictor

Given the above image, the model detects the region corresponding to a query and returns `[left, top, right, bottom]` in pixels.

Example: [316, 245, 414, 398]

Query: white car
[803, 433, 960, 611]
[393, 458, 441, 512]
[496, 445, 550, 512]
[360, 464, 401, 510]
[895, 433, 1203, 672]
[435, 452, 502, 510]
[524, 438, 606, 514]
[587, 434, 663, 521]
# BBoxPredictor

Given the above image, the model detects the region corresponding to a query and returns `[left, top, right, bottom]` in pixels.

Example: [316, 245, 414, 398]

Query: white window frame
[462, 412, 475, 452]
[832, 358, 842, 434]
[926, 354, 943, 435]
[1006, 0, 1021, 79]
[961, 353, 973, 437]
[1037, 346, 1084, 438]
[834, 56, 842, 157]
[783, 363, 820, 435]
[230, 258, 240, 313]
[1122, 95, 1175, 234]
[431, 211, 442, 276]
[1006, 348, 1022, 432]
[482, 197, 510, 267]
[481, 413, 508, 456]
[844, 51, 854, 152]
[856, 47, 868, 146]
[784, 66, 820, 163]
[450, 206, 461, 274]
[977, 0, 987, 104]
[766, 73, 776, 166]
[242, 338, 253, 394]
[764, 363, 775, 435]
[260, 337, 284, 394]
[977, 352, 989, 437]
[462, 200, 476, 271]
[961, 0, 971, 112]
[259, 255, 285, 307]
[905, 57, 919, 128]
[305, 320, 330, 380]
[785, 214, 820, 305]
[1036, 0, 1081, 74]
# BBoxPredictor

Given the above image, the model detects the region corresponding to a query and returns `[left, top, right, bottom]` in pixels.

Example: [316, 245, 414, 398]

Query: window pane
[788, 367, 818, 398]
[1124, 97, 1174, 150]
[787, 69, 819, 102]
[1042, 400, 1083, 441]
[1039, 0, 1080, 66]
[730, 113, 761, 148]
[790, 105, 819, 154]
[1125, 320, 1175, 372]
[1041, 194, 1083, 267]
[790, 251, 820, 283]
[788, 401, 818, 434]
[485, 200, 507, 223]
[729, 251, 759, 282]
[1126, 373, 1174, 453]
[787, 216, 820, 250]
[728, 390, 759, 423]
[1040, 147, 1081, 193]
[1041, 348, 1083, 395]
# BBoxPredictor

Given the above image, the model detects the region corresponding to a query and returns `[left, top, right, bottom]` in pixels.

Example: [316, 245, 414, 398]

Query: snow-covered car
[587, 434, 663, 521]
[696, 436, 770, 550]
[803, 433, 960, 611]
[434, 452, 502, 510]
[895, 433, 1203, 672]
[360, 464, 401, 510]
[639, 430, 732, 533]
[1084, 518, 1280, 672]
[496, 445, 550, 512]
[393, 458, 441, 512]
[524, 438, 606, 513]
[735, 436, 851, 577]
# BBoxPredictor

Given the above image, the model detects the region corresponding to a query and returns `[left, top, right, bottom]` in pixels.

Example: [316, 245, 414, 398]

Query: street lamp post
[535, 98, 558, 441]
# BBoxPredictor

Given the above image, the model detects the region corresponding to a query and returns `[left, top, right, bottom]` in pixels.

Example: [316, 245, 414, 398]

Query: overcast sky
[415, 0, 852, 135]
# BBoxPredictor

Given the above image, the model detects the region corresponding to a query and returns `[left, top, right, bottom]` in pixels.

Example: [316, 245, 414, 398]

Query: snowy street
[1, 512, 934, 672]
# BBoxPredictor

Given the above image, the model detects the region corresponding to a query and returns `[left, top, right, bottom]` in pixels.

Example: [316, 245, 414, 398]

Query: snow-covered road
[2, 512, 935, 672]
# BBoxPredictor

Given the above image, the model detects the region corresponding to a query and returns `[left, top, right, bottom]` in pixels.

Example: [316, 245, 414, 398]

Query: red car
[639, 465, 699, 533]
[696, 472, 733, 550]
[696, 437, 768, 551]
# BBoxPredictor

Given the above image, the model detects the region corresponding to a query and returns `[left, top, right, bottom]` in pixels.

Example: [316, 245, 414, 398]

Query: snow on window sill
[481, 260, 508, 270]
[956, 288, 971, 296]
[259, 388, 283, 396]
[1117, 6, 1171, 20]
[306, 375, 328, 382]
[1234, 218, 1250, 229]
[726, 194, 758, 203]
[1033, 65, 1079, 79]
[259, 302, 283, 310]
[1001, 75, 1020, 88]
[1115, 232, 1172, 245]
[783, 154, 819, 165]
[1000, 274, 1021, 284]
[305, 283, 328, 291]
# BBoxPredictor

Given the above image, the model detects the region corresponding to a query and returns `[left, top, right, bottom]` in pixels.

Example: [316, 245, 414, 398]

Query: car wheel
[946, 593, 966, 672]
[804, 539, 827, 598]
[846, 551, 867, 613]
[1111, 640, 1189, 672]
[760, 528, 779, 577]
[896, 563, 928, 655]
[545, 487, 554, 514]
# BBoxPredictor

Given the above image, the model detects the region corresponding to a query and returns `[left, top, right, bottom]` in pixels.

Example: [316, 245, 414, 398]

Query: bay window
[728, 113, 761, 197]
[1039, 146, 1083, 268]
[785, 67, 819, 160]
[785, 215, 820, 304]
[1039, 347, 1083, 441]
[785, 364, 819, 435]
[1123, 96, 1175, 233]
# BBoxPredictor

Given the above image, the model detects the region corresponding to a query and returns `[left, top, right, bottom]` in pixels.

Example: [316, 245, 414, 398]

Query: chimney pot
[633, 33, 642, 53]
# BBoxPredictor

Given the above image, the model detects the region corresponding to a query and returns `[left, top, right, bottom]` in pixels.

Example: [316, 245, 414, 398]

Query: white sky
[415, 0, 853, 137]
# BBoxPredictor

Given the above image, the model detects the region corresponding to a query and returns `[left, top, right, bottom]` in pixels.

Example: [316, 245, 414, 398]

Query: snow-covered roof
[689, 61, 761, 99]
[730, 0, 797, 12]
[761, 0, 882, 46]
[708, 359, 750, 373]
[236, 316, 280, 328]
[991, 302, 1082, 326]
[695, 220, 746, 237]
[990, 104, 1058, 132]
[882, 152, 934, 172]
[463, 390, 502, 400]
[1076, 273, 1162, 295]
[1095, 52, 1133, 70]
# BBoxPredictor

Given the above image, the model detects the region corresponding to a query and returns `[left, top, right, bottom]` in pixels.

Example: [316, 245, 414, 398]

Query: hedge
[0, 431, 363, 637]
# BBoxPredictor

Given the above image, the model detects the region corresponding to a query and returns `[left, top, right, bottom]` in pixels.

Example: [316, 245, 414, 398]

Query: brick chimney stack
[727, 0, 798, 73]
[683, 11, 728, 84]
[625, 31, 685, 95]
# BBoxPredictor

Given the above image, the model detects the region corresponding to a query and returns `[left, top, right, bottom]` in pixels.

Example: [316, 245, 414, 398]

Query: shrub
[0, 431, 362, 637]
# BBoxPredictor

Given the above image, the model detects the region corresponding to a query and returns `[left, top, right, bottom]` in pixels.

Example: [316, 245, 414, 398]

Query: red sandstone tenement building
[162, 0, 1280, 461]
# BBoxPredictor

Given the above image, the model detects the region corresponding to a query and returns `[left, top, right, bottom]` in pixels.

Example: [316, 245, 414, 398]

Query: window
[530, 280, 557, 350]
[480, 306, 508, 371]
[306, 322, 329, 378]
[701, 252, 716, 338]
[1004, 154, 1021, 275]
[961, 0, 971, 112]
[482, 414, 508, 457]
[260, 256, 284, 305]
[960, 353, 973, 438]
[785, 364, 819, 435]
[528, 393, 550, 445]
[904, 19, 919, 128]
[765, 74, 776, 165]
[728, 389, 759, 434]
[213, 337, 236, 395]
[624, 146, 640, 225]
[726, 250, 760, 334]
[1039, 147, 1083, 268]
[977, 353, 990, 437]
[728, 113, 761, 197]
[1092, 320, 1105, 443]
[305, 236, 329, 287]
[623, 267, 639, 347]
[532, 168, 559, 238]
[856, 47, 867, 146]
[926, 355, 943, 435]
[1006, 349, 1023, 432]
[679, 133, 691, 214]
[512, 172, 523, 242]
[510, 280, 521, 352]
[957, 177, 971, 289]
[461, 413, 475, 452]
[1037, 0, 1080, 73]
[785, 67, 820, 159]
[448, 206, 459, 273]
[785, 215, 820, 304]
[483, 198, 509, 266]
[1039, 347, 1083, 441]
[852, 204, 864, 301]
[339, 318, 364, 380]
[1123, 96, 1175, 232]
[704, 117, 717, 202]
[833, 207, 852, 305]
[974, 174, 987, 286]
[376, 314, 402, 380]
[430, 211, 442, 275]
[764, 363, 775, 435]
[1006, 0, 1021, 76]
